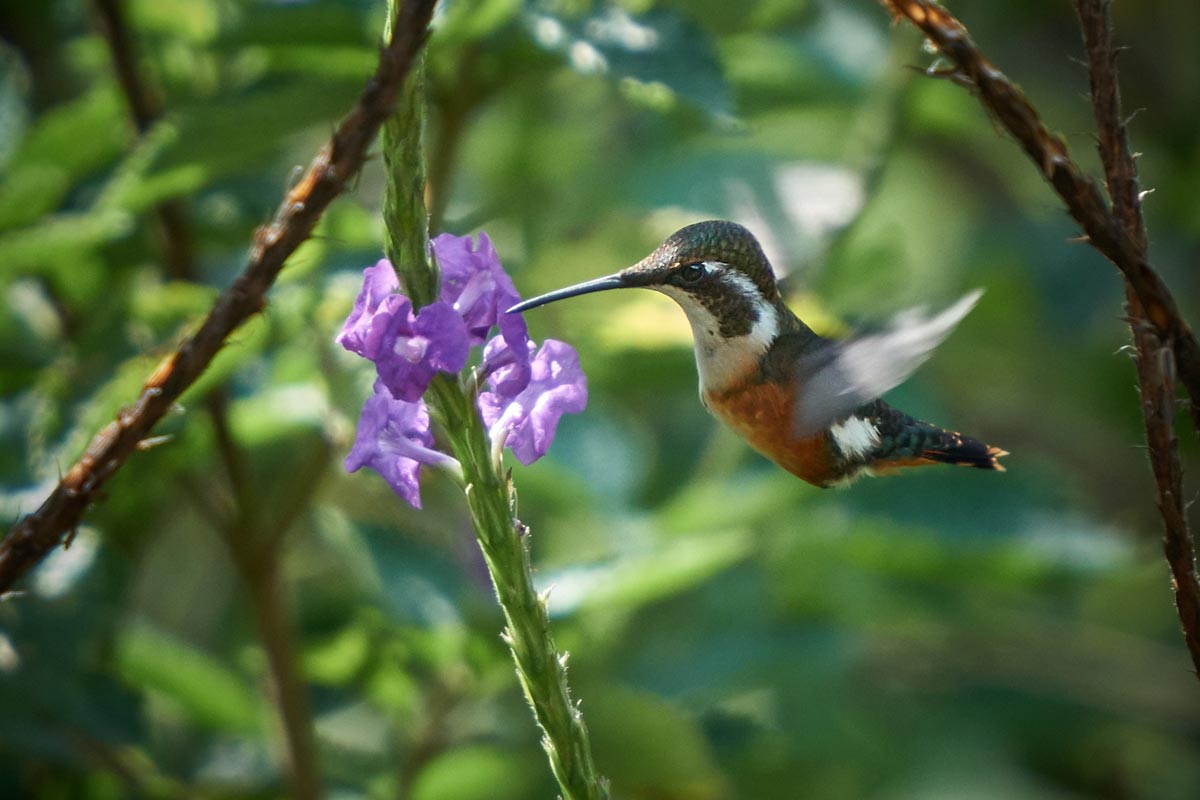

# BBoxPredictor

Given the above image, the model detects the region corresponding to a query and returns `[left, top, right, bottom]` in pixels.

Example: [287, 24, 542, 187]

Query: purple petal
[495, 309, 532, 395]
[376, 300, 470, 402]
[337, 260, 403, 360]
[345, 384, 450, 509]
[480, 339, 587, 466]
[415, 302, 472, 372]
[432, 232, 524, 345]
[480, 315, 534, 400]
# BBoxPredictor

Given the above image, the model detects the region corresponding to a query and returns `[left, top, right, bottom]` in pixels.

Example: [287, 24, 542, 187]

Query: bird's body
[706, 374, 1002, 487]
[509, 220, 1006, 486]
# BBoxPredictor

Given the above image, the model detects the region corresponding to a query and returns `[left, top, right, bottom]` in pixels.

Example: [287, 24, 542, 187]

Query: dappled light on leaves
[1, 0, 1198, 798]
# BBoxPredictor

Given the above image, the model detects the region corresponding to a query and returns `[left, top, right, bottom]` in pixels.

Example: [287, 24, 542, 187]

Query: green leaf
[523, 4, 732, 117]
[145, 78, 365, 195]
[0, 87, 128, 231]
[314, 701, 392, 759]
[0, 209, 134, 275]
[7, 86, 126, 179]
[411, 745, 542, 800]
[436, 0, 523, 46]
[114, 623, 264, 732]
[128, 0, 220, 43]
[94, 120, 180, 214]
[585, 685, 726, 799]
[228, 383, 329, 448]
[303, 623, 372, 685]
[127, 272, 219, 337]
[213, 2, 369, 47]
[542, 529, 752, 618]
[0, 164, 72, 231]
[254, 45, 378, 81]
[359, 526, 469, 628]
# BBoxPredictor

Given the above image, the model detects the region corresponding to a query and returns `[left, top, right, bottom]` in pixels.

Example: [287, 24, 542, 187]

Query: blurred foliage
[2, 0, 1200, 798]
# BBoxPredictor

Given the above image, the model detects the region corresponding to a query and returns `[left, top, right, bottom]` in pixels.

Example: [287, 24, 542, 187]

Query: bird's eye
[678, 262, 707, 283]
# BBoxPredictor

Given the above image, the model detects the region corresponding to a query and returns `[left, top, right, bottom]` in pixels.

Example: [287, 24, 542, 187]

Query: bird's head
[509, 220, 781, 339]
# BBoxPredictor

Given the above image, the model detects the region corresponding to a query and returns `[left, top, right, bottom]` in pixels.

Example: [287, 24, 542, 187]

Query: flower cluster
[339, 233, 586, 508]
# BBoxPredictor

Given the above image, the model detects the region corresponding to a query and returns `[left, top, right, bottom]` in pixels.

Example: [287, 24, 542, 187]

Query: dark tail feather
[922, 433, 1008, 471]
[857, 401, 1007, 474]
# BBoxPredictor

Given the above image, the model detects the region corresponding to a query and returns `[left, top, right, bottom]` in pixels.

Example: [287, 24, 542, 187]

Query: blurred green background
[2, 0, 1200, 797]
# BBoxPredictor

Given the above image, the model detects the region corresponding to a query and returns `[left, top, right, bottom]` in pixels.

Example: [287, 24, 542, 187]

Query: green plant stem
[429, 377, 608, 800]
[384, 54, 437, 307]
[381, 3, 608, 796]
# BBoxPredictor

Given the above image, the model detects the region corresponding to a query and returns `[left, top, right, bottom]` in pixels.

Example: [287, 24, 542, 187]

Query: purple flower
[433, 232, 529, 348]
[375, 298, 471, 402]
[479, 339, 587, 466]
[479, 317, 535, 399]
[337, 259, 403, 360]
[340, 233, 588, 502]
[337, 260, 471, 402]
[345, 382, 459, 509]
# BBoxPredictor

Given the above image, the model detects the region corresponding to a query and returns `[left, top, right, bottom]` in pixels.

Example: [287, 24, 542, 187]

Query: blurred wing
[792, 290, 983, 436]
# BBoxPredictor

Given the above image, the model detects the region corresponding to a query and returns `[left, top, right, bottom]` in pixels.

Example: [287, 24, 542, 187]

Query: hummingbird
[508, 220, 1006, 487]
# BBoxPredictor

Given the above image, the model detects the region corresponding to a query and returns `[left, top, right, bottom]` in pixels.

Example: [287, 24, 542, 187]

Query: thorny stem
[880, 0, 1200, 427]
[429, 374, 608, 800]
[0, 0, 440, 592]
[1072, 0, 1200, 675]
[382, 3, 608, 795]
[880, 0, 1200, 677]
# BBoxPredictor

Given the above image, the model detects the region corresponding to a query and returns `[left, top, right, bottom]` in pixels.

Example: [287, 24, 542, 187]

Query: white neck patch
[654, 263, 778, 394]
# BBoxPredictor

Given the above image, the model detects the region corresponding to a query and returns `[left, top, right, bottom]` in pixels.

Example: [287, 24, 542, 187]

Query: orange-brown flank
[704, 379, 837, 487]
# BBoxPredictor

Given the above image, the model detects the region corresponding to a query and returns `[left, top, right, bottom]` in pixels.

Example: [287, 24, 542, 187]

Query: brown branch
[220, 435, 331, 800]
[1072, 1, 1145, 252]
[1072, 0, 1200, 674]
[880, 0, 1200, 676]
[206, 391, 255, 526]
[1129, 321, 1200, 674]
[880, 0, 1200, 426]
[0, 0, 441, 593]
[239, 553, 322, 800]
[206, 425, 332, 800]
[89, 0, 195, 280]
[89, 0, 157, 132]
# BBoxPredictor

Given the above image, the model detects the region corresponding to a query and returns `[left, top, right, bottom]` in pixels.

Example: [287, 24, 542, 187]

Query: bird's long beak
[507, 273, 628, 314]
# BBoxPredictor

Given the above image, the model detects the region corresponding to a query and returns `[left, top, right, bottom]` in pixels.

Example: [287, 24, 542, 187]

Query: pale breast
[654, 283, 779, 396]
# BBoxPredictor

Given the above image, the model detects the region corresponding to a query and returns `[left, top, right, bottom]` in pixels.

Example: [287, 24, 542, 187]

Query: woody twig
[0, 0, 440, 593]
[880, 0, 1200, 677]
